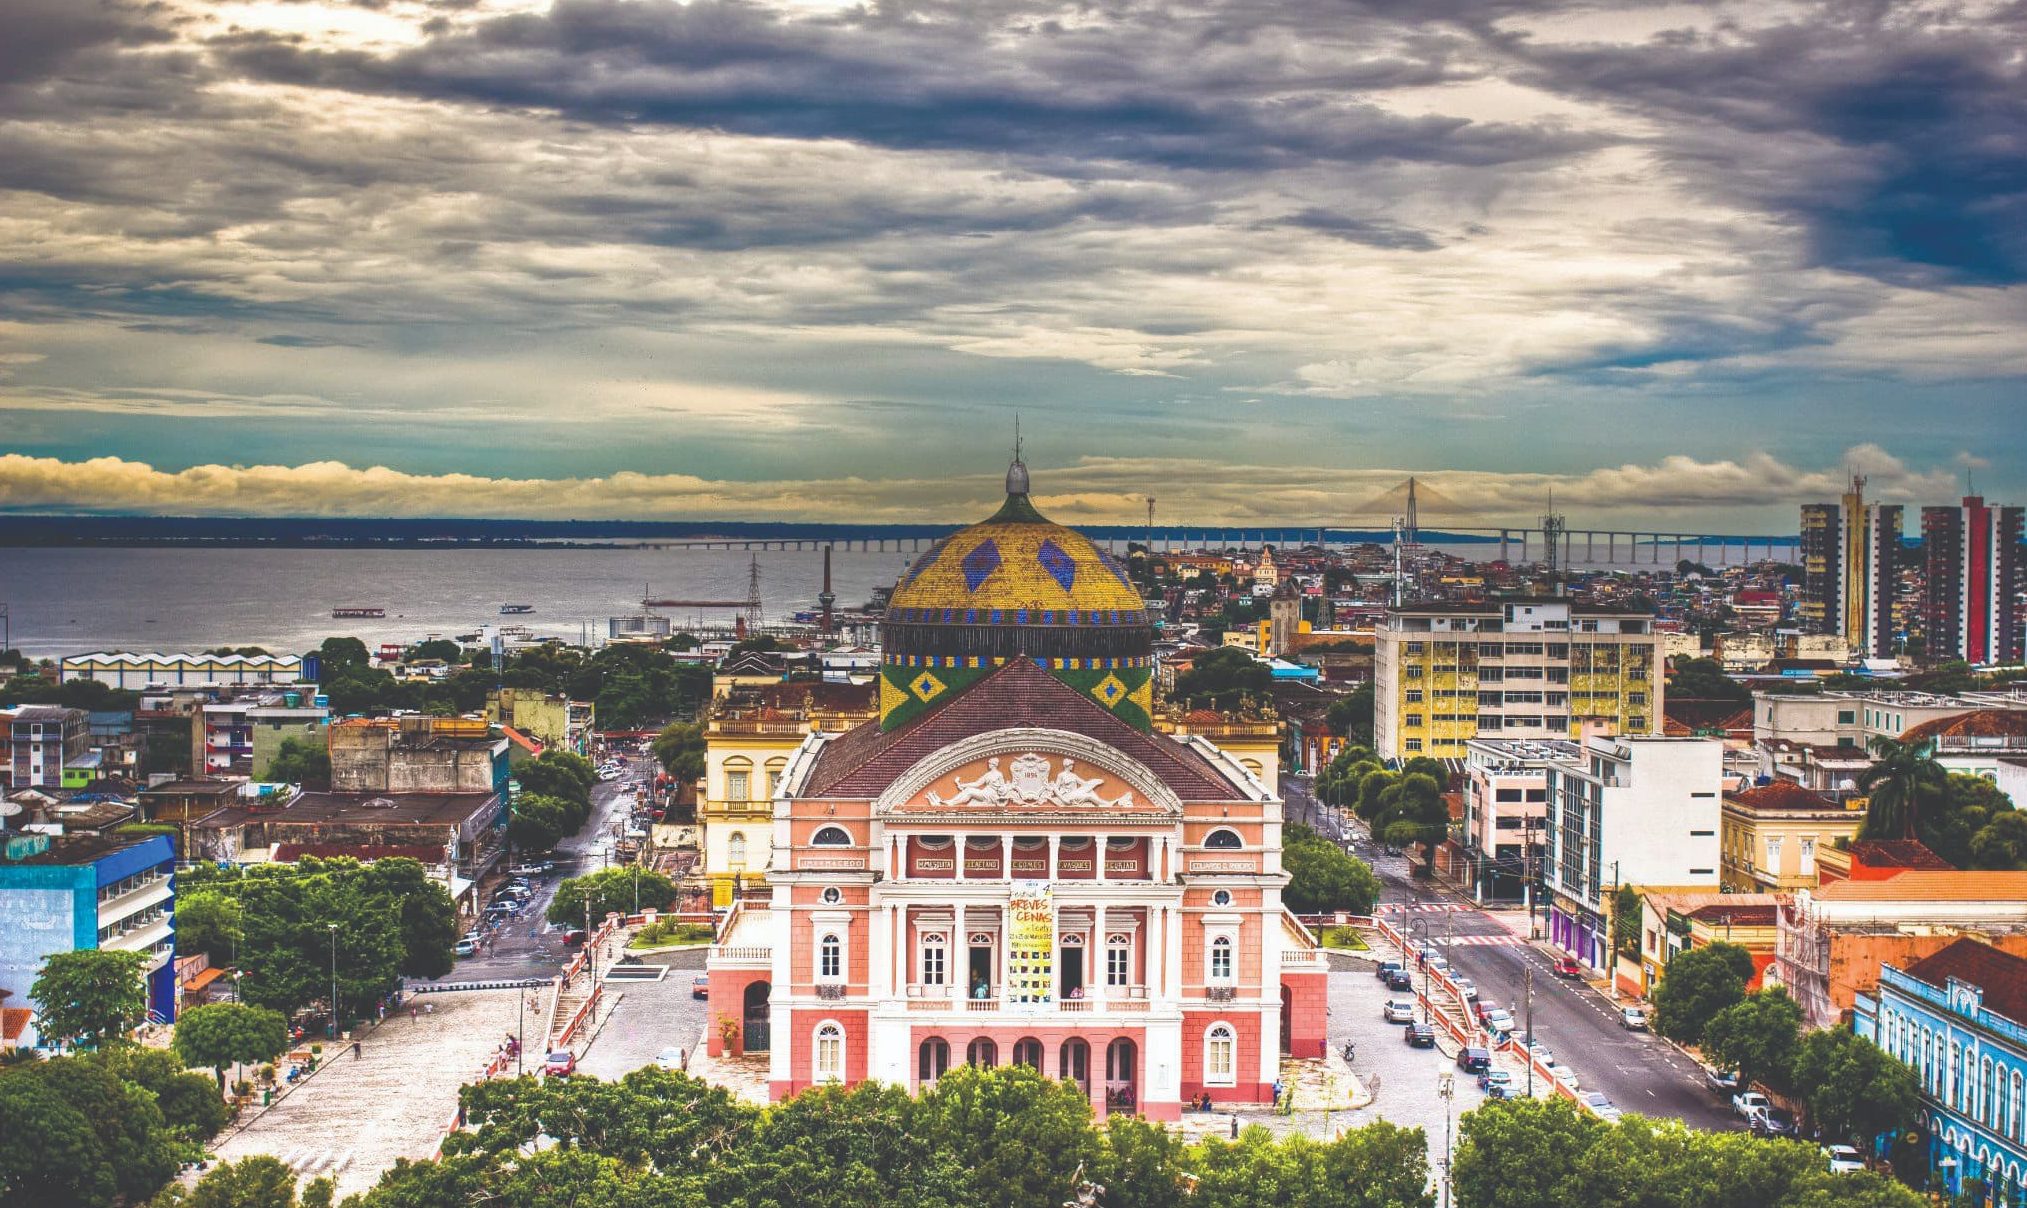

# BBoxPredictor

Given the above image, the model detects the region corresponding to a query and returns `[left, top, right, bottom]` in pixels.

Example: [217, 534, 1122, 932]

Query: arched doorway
[742, 981, 771, 1053]
[919, 1037, 950, 1086]
[1105, 1038, 1137, 1113]
[1013, 1037, 1043, 1069]
[1060, 1037, 1090, 1094]
[1280, 985, 1293, 1054]
[967, 1037, 998, 1067]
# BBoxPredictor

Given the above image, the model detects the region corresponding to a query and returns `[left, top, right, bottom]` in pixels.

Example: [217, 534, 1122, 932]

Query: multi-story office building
[1855, 939, 2027, 1198]
[201, 693, 330, 778]
[1922, 496, 2024, 666]
[704, 458, 1328, 1118]
[0, 832, 178, 1045]
[1459, 739, 1551, 905]
[3, 705, 90, 790]
[1533, 734, 1723, 975]
[1799, 479, 1902, 657]
[1373, 599, 1662, 761]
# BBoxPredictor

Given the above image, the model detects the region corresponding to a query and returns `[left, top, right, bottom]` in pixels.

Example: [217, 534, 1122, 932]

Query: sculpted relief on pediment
[925, 752, 1137, 810]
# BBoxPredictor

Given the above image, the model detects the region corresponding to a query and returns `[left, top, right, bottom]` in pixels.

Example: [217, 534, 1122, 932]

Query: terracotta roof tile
[271, 843, 446, 863]
[805, 658, 1243, 800]
[1, 1008, 31, 1043]
[1902, 938, 2027, 1025]
[1847, 839, 1955, 870]
[1814, 870, 2027, 900]
[1726, 781, 1841, 811]
[1686, 903, 1778, 927]
[1902, 710, 2027, 743]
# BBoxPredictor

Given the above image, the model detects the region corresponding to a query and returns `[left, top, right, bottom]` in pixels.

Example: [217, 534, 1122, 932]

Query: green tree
[96, 1044, 230, 1141]
[1324, 685, 1375, 744]
[1282, 825, 1381, 914]
[1918, 773, 2025, 869]
[1790, 1029, 1920, 1148]
[174, 890, 244, 967]
[912, 1063, 1097, 1208]
[357, 857, 460, 981]
[187, 1155, 301, 1208]
[1968, 808, 2027, 870]
[1701, 988, 1802, 1096]
[1374, 772, 1447, 871]
[409, 639, 463, 663]
[1611, 885, 1643, 960]
[28, 1054, 180, 1204]
[507, 793, 573, 855]
[0, 1068, 116, 1206]
[312, 636, 371, 671]
[1172, 648, 1275, 709]
[1669, 656, 1751, 704]
[453, 1067, 754, 1173]
[1093, 1115, 1190, 1208]
[1858, 736, 1945, 842]
[1651, 942, 1753, 1045]
[266, 735, 332, 788]
[516, 750, 596, 813]
[650, 721, 707, 783]
[548, 867, 679, 927]
[30, 948, 149, 1050]
[1453, 1096, 1604, 1208]
[714, 1080, 964, 1206]
[173, 1003, 291, 1090]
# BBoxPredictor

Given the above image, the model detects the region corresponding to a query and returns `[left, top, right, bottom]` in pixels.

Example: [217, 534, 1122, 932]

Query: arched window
[763, 757, 787, 798]
[814, 1022, 844, 1083]
[967, 1037, 997, 1067]
[725, 758, 753, 802]
[919, 1037, 950, 1083]
[920, 933, 947, 986]
[1209, 935, 1234, 981]
[819, 933, 843, 980]
[813, 826, 851, 847]
[1013, 1037, 1043, 1069]
[2012, 1070, 2023, 1143]
[728, 832, 749, 870]
[1983, 1057, 1996, 1125]
[1204, 1023, 1235, 1086]
[1059, 1038, 1090, 1090]
[1204, 829, 1242, 850]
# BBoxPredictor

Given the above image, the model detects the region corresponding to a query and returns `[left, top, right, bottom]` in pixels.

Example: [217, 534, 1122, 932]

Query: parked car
[1619, 1006, 1649, 1031]
[1477, 1069, 1513, 1095]
[1376, 961, 1405, 982]
[1404, 1022, 1437, 1049]
[1706, 1068, 1743, 1096]
[1732, 1091, 1772, 1120]
[1484, 1080, 1521, 1101]
[1824, 1145, 1865, 1174]
[1527, 1042, 1555, 1068]
[543, 1050, 577, 1076]
[1383, 998, 1418, 1024]
[1473, 1001, 1502, 1025]
[1751, 1108, 1799, 1139]
[1384, 970, 1414, 991]
[1550, 1064, 1581, 1091]
[1484, 1009, 1515, 1036]
[454, 937, 478, 957]
[1580, 1092, 1621, 1121]
[692, 974, 710, 1000]
[1456, 1046, 1491, 1074]
[1450, 975, 1478, 1001]
[655, 1047, 685, 1071]
[562, 928, 588, 948]
[1552, 956, 1584, 978]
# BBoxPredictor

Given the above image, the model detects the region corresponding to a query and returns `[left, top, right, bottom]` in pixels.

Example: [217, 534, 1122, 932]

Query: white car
[1733, 1091, 1771, 1120]
[1450, 975, 1478, 1000]
[1580, 1092, 1621, 1121]
[1550, 1064, 1580, 1091]
[655, 1046, 685, 1071]
[1484, 1009, 1515, 1036]
[1824, 1145, 1865, 1174]
[1528, 1042, 1555, 1067]
[1382, 998, 1418, 1024]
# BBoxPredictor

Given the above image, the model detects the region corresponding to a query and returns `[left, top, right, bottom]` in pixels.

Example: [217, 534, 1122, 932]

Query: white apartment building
[1373, 599, 1663, 762]
[1460, 739, 1551, 906]
[1527, 734, 1724, 974]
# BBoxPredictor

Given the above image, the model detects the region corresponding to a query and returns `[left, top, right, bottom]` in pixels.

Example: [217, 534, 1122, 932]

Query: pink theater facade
[706, 659, 1329, 1121]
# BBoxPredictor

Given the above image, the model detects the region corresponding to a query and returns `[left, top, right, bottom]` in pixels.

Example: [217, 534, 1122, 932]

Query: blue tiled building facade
[0, 832, 178, 1044]
[1856, 939, 2027, 1202]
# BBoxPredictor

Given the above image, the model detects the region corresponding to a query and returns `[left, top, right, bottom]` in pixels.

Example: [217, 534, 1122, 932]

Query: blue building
[1856, 938, 2027, 1202]
[0, 831, 177, 1046]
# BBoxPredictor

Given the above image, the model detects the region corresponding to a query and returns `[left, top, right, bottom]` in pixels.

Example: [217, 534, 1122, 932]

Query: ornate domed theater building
[703, 456, 1328, 1120]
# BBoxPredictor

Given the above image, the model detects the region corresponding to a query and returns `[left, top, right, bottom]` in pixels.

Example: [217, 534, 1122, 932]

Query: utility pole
[1438, 1071, 1455, 1208]
[326, 924, 339, 1040]
[1523, 966, 1535, 1098]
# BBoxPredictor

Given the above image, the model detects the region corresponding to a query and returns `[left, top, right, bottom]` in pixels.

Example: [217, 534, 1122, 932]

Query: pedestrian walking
[352, 1041, 362, 1059]
[411, 1006, 420, 1023]
[1229, 1111, 1239, 1139]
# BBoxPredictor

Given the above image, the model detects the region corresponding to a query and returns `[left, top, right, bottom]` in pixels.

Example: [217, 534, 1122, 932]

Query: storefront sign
[1007, 880, 1054, 1009]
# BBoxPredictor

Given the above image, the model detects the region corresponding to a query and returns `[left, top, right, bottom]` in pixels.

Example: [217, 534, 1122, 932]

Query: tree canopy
[1700, 988, 1802, 1096]
[651, 721, 707, 783]
[548, 867, 679, 927]
[1171, 648, 1274, 709]
[0, 1051, 186, 1206]
[1651, 942, 1754, 1045]
[1668, 656, 1751, 704]
[30, 948, 150, 1051]
[1790, 1029, 1921, 1149]
[173, 1003, 291, 1089]
[266, 735, 332, 789]
[1282, 824, 1381, 914]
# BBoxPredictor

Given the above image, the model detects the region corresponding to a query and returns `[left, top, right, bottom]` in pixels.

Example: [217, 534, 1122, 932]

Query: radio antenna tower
[1145, 497, 1156, 547]
[1540, 489, 1566, 593]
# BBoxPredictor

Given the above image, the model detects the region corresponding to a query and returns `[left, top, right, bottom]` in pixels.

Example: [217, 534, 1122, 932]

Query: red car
[543, 1050, 577, 1076]
[1552, 956, 1584, 979]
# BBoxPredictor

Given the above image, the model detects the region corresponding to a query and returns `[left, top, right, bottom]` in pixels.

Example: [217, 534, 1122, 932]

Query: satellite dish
[0, 800, 22, 817]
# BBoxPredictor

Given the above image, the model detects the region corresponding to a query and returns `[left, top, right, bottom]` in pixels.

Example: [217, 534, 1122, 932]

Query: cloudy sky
[2, 0, 2021, 529]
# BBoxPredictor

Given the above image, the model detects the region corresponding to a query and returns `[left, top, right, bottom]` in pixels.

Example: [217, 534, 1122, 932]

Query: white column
[1097, 834, 1109, 883]
[956, 834, 966, 881]
[1001, 834, 1013, 881]
[1048, 834, 1060, 881]
[1164, 902, 1184, 1000]
[1092, 905, 1108, 1009]
[870, 899, 892, 1000]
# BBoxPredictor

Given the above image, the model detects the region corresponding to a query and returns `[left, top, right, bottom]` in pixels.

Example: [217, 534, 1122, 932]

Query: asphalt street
[1285, 774, 1737, 1133]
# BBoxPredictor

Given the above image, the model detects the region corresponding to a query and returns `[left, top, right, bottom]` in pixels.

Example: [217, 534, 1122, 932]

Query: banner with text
[1007, 880, 1054, 1010]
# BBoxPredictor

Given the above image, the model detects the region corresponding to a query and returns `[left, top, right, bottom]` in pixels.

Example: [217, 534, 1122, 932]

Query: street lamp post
[1438, 1071, 1455, 1208]
[1523, 966, 1535, 1097]
[326, 924, 339, 1040]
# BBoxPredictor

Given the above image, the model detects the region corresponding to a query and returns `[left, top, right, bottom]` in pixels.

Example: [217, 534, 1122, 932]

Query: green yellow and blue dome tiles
[886, 521, 1146, 620]
[877, 660, 1153, 732]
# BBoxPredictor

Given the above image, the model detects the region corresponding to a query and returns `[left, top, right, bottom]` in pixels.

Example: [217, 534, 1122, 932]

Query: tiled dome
[878, 457, 1155, 730]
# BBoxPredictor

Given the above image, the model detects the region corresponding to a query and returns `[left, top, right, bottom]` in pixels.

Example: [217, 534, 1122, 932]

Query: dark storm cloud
[217, 0, 1593, 171]
[1278, 208, 1441, 251]
[1504, 4, 2027, 285]
[0, 0, 173, 88]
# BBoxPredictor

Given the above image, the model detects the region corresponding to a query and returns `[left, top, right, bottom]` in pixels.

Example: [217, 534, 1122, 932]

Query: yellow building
[699, 680, 877, 904]
[485, 687, 594, 753]
[1636, 891, 1784, 996]
[1719, 780, 1866, 892]
[1156, 705, 1281, 797]
[1373, 600, 1662, 761]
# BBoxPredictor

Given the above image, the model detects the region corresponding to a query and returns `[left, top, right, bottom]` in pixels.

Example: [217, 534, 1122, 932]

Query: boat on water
[499, 603, 536, 615]
[333, 606, 386, 618]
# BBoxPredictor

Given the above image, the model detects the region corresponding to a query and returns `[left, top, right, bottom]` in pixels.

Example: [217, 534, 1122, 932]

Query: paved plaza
[213, 989, 525, 1198]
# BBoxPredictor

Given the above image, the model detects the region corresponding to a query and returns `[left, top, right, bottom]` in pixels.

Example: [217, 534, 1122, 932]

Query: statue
[928, 757, 1011, 807]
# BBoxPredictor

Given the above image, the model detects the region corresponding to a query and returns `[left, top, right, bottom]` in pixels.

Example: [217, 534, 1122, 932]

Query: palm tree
[1858, 736, 1945, 841]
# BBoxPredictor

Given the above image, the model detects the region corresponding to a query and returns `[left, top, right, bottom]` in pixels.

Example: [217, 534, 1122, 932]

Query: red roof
[1686, 903, 1778, 927]
[1727, 781, 1840, 811]
[1902, 710, 2027, 743]
[1846, 839, 1955, 871]
[501, 726, 544, 755]
[1902, 938, 2027, 1025]
[1, 1008, 31, 1044]
[805, 658, 1243, 800]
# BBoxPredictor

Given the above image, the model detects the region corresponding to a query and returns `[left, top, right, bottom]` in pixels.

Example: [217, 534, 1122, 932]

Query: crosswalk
[1441, 933, 1527, 948]
[271, 1147, 355, 1176]
[1376, 901, 1477, 914]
